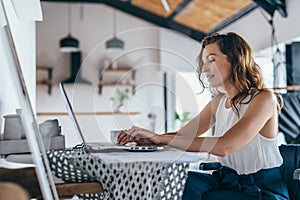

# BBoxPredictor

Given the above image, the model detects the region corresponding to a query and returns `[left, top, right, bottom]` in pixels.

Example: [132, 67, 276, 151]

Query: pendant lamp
[60, 3, 79, 52]
[106, 10, 124, 49]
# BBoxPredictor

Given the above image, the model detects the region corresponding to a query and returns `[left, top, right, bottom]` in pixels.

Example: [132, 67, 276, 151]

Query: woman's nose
[201, 64, 209, 73]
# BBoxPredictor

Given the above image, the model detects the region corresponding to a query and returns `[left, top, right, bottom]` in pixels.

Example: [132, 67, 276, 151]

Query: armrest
[199, 162, 221, 170]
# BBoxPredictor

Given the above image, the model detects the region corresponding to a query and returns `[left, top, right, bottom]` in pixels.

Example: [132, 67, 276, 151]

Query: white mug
[3, 114, 22, 140]
[110, 130, 120, 144]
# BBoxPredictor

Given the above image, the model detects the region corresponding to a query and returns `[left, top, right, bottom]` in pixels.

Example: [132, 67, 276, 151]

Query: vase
[115, 104, 125, 112]
[111, 61, 118, 70]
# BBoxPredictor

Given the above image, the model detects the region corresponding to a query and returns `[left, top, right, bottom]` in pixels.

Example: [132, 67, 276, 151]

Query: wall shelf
[36, 66, 53, 94]
[37, 112, 140, 116]
[98, 68, 136, 94]
[98, 82, 136, 87]
[271, 85, 300, 91]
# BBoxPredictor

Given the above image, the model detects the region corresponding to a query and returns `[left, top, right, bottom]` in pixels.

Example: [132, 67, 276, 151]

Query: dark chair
[278, 144, 300, 200]
[199, 144, 300, 200]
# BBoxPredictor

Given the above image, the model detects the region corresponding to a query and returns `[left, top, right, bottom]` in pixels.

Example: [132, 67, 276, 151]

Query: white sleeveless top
[214, 95, 283, 175]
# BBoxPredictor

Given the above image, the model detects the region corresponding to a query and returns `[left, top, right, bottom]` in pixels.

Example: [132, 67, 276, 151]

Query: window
[175, 72, 212, 134]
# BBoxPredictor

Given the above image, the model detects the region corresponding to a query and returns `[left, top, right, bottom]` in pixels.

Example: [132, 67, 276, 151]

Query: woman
[117, 32, 289, 200]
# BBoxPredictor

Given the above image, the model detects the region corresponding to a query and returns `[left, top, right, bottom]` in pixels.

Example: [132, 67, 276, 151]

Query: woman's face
[201, 43, 232, 88]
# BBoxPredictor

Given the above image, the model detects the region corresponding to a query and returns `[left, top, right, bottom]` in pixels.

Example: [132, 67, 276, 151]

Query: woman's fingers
[117, 127, 152, 145]
[118, 126, 161, 145]
[117, 130, 126, 141]
[127, 126, 160, 144]
[117, 130, 131, 145]
[128, 126, 145, 138]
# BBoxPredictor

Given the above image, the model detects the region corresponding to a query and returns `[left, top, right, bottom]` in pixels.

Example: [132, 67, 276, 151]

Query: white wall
[0, 0, 36, 133]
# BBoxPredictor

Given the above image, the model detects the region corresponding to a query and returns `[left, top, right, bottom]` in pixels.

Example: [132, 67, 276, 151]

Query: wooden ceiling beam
[210, 3, 258, 33]
[168, 0, 192, 20]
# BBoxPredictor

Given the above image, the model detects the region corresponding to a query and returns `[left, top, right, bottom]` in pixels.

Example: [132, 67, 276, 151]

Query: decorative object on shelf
[174, 111, 191, 128]
[39, 119, 61, 138]
[59, 2, 79, 52]
[110, 89, 130, 112]
[3, 109, 25, 140]
[103, 58, 111, 69]
[102, 58, 118, 70]
[147, 113, 156, 132]
[39, 119, 62, 150]
[1, 111, 64, 152]
[106, 9, 124, 49]
[111, 61, 118, 70]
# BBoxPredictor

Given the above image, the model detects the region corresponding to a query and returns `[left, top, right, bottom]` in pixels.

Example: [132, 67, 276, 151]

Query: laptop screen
[59, 82, 164, 153]
[59, 82, 88, 149]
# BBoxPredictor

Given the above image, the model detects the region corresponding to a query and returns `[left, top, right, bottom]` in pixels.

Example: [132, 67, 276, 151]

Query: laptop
[59, 82, 164, 153]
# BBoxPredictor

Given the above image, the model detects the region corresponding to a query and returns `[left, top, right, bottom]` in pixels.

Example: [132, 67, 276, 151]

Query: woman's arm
[117, 95, 220, 145]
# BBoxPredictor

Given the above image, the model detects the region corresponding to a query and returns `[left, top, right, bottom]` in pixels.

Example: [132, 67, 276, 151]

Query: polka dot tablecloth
[47, 148, 190, 200]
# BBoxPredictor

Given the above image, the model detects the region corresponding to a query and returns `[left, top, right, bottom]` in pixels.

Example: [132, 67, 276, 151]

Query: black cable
[260, 9, 282, 89]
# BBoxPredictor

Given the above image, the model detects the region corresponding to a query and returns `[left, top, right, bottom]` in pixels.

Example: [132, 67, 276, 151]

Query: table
[47, 147, 206, 200]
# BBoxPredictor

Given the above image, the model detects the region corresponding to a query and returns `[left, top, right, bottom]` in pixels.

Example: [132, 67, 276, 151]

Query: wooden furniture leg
[0, 167, 104, 199]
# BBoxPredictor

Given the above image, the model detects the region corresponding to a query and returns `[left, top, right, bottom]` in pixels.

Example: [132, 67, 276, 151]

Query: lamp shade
[60, 34, 79, 52]
[106, 36, 124, 49]
[106, 10, 124, 50]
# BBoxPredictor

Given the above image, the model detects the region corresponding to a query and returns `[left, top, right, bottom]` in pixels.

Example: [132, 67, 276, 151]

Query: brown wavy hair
[197, 32, 282, 116]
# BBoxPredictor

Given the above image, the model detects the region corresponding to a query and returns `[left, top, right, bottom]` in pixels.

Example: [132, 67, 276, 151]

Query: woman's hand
[127, 126, 161, 145]
[117, 126, 161, 145]
[117, 130, 131, 145]
[118, 130, 153, 145]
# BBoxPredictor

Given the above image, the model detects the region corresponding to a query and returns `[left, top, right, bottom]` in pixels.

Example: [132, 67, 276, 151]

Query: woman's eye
[208, 58, 215, 63]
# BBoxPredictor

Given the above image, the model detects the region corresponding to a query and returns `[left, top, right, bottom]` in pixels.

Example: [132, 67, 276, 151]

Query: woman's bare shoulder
[254, 89, 276, 100]
[251, 89, 277, 108]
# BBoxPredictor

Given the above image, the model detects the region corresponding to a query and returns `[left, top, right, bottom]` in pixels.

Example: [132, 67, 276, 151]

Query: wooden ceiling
[132, 0, 253, 33]
[41, 0, 287, 42]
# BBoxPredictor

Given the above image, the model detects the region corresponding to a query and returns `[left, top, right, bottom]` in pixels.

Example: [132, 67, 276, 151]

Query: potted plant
[110, 89, 130, 112]
[174, 111, 191, 128]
